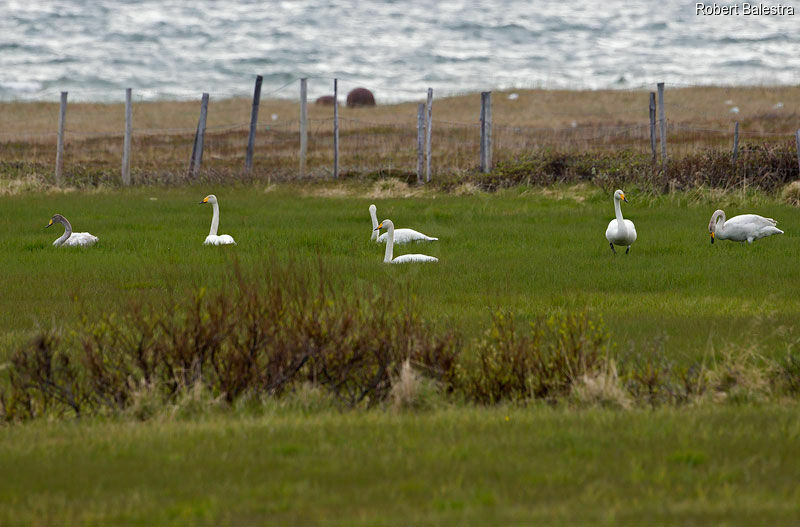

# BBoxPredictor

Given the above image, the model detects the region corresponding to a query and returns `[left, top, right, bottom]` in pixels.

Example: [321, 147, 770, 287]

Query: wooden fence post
[245, 75, 262, 172]
[333, 78, 339, 179]
[732, 121, 739, 163]
[649, 92, 656, 162]
[480, 92, 492, 173]
[425, 87, 433, 182]
[188, 93, 209, 178]
[417, 103, 425, 183]
[122, 88, 132, 185]
[657, 82, 667, 170]
[795, 129, 800, 176]
[55, 91, 67, 186]
[299, 77, 308, 176]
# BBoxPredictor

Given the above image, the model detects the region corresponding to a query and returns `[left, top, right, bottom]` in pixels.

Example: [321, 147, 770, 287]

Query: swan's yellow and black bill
[374, 223, 383, 231]
[46, 219, 53, 228]
[621, 193, 628, 202]
[711, 232, 715, 244]
[200, 196, 209, 204]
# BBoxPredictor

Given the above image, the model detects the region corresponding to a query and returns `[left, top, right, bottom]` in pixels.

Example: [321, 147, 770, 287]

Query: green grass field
[2, 406, 800, 525]
[1, 183, 798, 360]
[3, 182, 800, 524]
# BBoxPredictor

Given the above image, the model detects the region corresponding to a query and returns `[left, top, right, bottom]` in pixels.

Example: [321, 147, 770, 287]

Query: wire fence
[1, 77, 799, 183]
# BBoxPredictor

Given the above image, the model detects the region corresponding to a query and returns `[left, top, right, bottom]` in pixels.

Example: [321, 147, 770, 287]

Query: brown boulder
[315, 95, 336, 106]
[346, 87, 376, 107]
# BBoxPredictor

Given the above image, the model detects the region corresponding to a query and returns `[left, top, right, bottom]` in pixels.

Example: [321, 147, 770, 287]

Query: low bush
[456, 311, 610, 404]
[3, 264, 459, 420]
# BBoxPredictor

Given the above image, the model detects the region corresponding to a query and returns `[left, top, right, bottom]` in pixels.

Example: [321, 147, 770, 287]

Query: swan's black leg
[625, 245, 630, 254]
[609, 242, 616, 254]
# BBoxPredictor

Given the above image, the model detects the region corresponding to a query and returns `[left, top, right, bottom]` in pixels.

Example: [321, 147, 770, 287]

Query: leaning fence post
[417, 103, 425, 183]
[480, 93, 487, 172]
[480, 91, 492, 173]
[299, 77, 308, 176]
[245, 75, 262, 172]
[732, 121, 739, 163]
[657, 82, 667, 170]
[122, 88, 132, 185]
[188, 92, 209, 178]
[55, 91, 67, 186]
[795, 129, 800, 176]
[333, 78, 339, 179]
[425, 87, 433, 182]
[649, 92, 656, 162]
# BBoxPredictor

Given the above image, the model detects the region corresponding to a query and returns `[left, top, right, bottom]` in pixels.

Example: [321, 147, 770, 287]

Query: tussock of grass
[571, 360, 632, 409]
[780, 180, 800, 206]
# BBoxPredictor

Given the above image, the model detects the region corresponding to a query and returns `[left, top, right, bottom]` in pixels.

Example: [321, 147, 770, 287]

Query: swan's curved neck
[54, 217, 72, 246]
[714, 211, 726, 232]
[370, 208, 378, 241]
[209, 202, 220, 237]
[614, 197, 626, 233]
[383, 223, 394, 263]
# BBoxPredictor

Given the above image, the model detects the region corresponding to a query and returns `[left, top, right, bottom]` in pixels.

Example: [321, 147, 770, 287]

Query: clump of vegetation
[456, 311, 610, 404]
[2, 265, 459, 420]
[780, 180, 800, 206]
[472, 143, 798, 194]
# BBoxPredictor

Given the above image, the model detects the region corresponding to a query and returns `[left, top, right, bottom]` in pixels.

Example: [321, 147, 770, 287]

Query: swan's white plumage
[60, 232, 99, 247]
[204, 234, 236, 246]
[369, 204, 437, 244]
[709, 209, 783, 243]
[605, 189, 637, 253]
[201, 194, 236, 246]
[48, 214, 98, 247]
[377, 219, 438, 264]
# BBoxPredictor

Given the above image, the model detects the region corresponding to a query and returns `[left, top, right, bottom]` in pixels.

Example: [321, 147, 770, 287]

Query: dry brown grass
[1, 86, 798, 183]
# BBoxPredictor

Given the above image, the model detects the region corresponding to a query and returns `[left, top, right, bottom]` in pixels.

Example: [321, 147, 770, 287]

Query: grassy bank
[2, 406, 800, 525]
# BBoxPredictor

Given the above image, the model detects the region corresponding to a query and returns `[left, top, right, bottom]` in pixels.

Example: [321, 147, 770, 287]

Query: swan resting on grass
[375, 219, 438, 263]
[708, 209, 783, 244]
[47, 214, 98, 247]
[605, 189, 637, 254]
[200, 194, 236, 245]
[369, 204, 437, 244]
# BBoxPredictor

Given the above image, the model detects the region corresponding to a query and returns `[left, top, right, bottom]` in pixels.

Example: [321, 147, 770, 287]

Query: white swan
[376, 219, 438, 263]
[200, 194, 236, 245]
[47, 214, 98, 247]
[708, 209, 783, 244]
[605, 189, 637, 254]
[369, 204, 437, 244]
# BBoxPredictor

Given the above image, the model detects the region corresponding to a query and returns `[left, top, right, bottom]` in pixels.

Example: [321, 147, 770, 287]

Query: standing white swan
[605, 189, 637, 254]
[47, 214, 98, 247]
[369, 204, 437, 244]
[376, 219, 438, 263]
[200, 194, 236, 245]
[708, 209, 783, 244]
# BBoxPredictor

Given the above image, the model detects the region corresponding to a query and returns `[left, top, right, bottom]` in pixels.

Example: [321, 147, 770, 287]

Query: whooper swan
[369, 204, 437, 244]
[200, 194, 236, 245]
[376, 219, 438, 263]
[605, 189, 637, 254]
[708, 209, 783, 244]
[47, 214, 98, 247]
